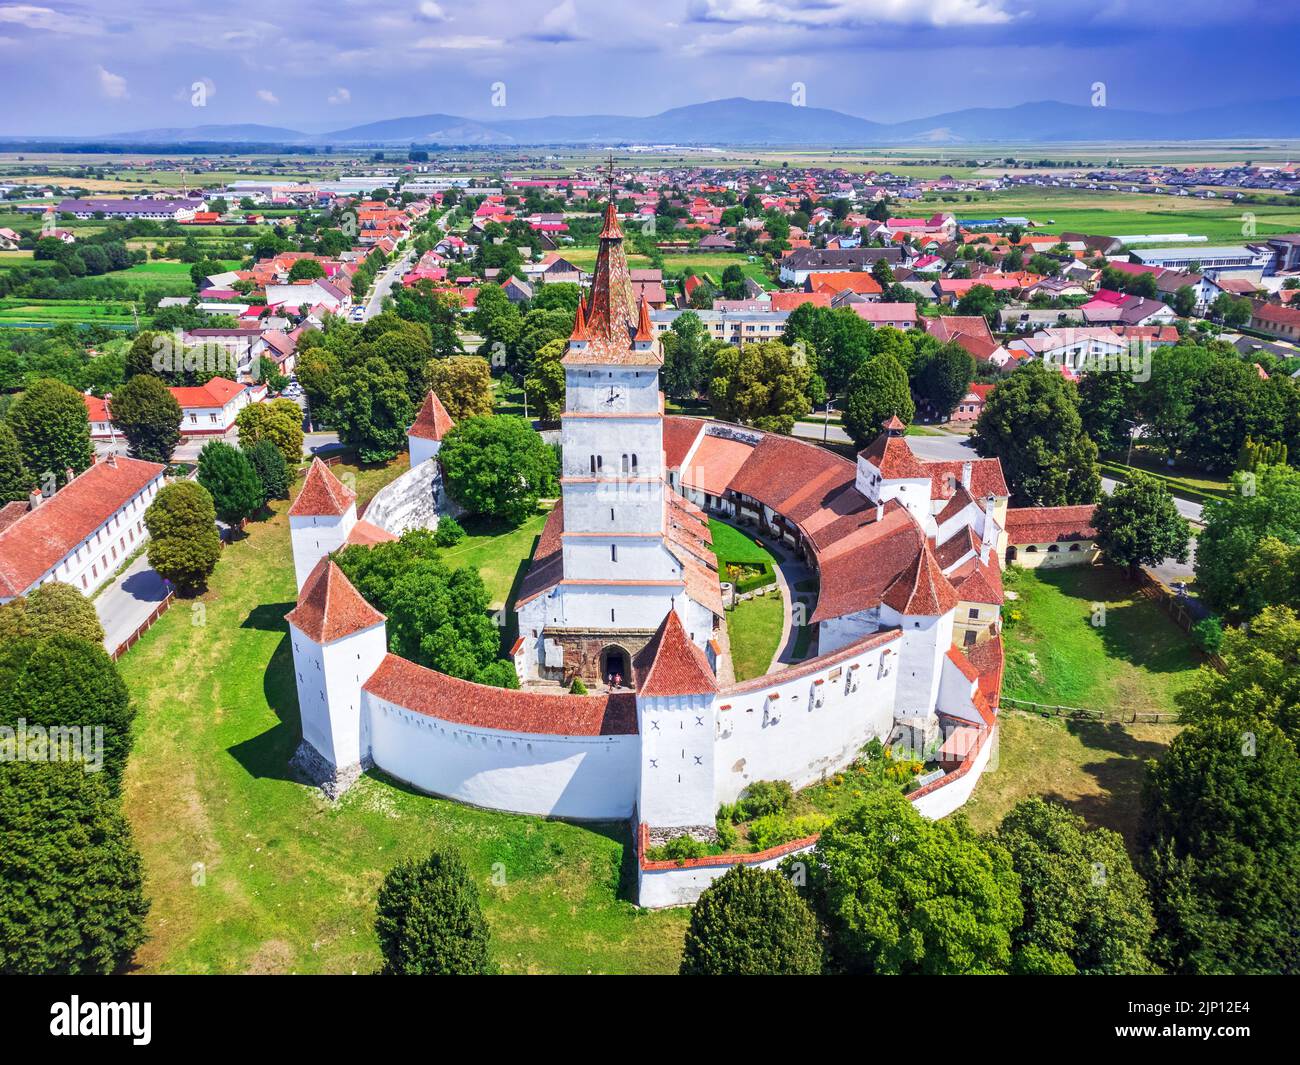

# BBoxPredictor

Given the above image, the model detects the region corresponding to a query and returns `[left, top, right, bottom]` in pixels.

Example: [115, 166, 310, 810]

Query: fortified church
[279, 177, 1091, 904]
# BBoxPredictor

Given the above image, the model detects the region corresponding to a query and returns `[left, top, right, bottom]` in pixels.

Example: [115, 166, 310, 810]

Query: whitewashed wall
[712, 636, 901, 805]
[365, 694, 640, 820]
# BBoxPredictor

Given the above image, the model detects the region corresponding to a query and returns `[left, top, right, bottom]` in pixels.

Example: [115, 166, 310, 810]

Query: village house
[0, 455, 166, 601]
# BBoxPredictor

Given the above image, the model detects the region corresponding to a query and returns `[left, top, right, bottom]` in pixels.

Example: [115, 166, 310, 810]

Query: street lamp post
[824, 399, 835, 442]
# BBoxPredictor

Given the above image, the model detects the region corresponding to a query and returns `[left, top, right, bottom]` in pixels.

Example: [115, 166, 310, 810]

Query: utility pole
[824, 399, 834, 442]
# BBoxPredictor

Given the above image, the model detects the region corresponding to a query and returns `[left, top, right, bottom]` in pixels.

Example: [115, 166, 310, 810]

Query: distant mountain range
[11, 96, 1300, 146]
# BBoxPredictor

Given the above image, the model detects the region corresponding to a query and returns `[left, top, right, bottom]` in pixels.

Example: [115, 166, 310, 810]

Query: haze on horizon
[1, 0, 1298, 137]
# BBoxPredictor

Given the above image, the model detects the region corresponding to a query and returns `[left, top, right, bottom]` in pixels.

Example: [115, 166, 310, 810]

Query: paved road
[792, 420, 852, 446]
[363, 247, 415, 320]
[95, 552, 170, 656]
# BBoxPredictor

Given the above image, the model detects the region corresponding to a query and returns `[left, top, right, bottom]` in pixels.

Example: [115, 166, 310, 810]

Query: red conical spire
[634, 295, 653, 343]
[569, 293, 589, 341]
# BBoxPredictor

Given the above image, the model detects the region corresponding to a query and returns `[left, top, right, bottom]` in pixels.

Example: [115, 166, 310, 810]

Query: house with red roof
[0, 454, 166, 601]
[84, 377, 255, 440]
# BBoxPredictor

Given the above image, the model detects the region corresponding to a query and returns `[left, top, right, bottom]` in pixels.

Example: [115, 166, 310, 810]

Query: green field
[963, 711, 1179, 852]
[1001, 565, 1202, 716]
[117, 456, 689, 974]
[942, 186, 1300, 244]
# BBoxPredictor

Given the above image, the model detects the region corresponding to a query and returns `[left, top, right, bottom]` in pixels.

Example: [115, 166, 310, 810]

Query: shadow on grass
[363, 768, 641, 903]
[240, 601, 294, 633]
[227, 628, 302, 784]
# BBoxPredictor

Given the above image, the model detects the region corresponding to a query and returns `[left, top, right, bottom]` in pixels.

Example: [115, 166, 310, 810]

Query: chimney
[28, 487, 42, 509]
[961, 461, 973, 490]
[875, 502, 884, 522]
[106, 452, 117, 468]
[64, 467, 74, 483]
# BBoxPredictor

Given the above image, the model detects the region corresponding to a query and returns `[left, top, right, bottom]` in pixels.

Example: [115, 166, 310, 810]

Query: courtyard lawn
[708, 517, 777, 566]
[1001, 565, 1201, 717]
[725, 591, 784, 682]
[964, 711, 1180, 853]
[117, 456, 688, 974]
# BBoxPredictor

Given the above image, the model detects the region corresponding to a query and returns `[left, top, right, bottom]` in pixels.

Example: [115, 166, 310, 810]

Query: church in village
[280, 190, 1097, 905]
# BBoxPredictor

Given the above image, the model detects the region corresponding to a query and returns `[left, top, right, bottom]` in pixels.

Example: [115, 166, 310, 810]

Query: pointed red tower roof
[633, 295, 654, 343]
[285, 558, 385, 643]
[882, 541, 959, 617]
[569, 293, 589, 341]
[883, 414, 906, 433]
[565, 165, 660, 366]
[408, 390, 455, 442]
[598, 200, 624, 240]
[288, 457, 356, 517]
[633, 610, 718, 696]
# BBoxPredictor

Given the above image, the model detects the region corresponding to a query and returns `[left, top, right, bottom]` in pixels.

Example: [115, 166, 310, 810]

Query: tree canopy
[972, 360, 1100, 506]
[438, 416, 556, 527]
[374, 848, 492, 975]
[680, 865, 823, 975]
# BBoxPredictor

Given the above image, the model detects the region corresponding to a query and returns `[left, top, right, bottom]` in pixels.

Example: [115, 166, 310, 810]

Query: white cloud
[0, 4, 100, 35]
[328, 86, 351, 104]
[689, 0, 1013, 28]
[257, 88, 279, 104]
[96, 65, 128, 99]
[416, 1, 449, 20]
[413, 34, 503, 49]
[534, 0, 584, 41]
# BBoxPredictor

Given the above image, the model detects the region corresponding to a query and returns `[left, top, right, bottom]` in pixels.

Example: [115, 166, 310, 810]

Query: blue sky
[0, 0, 1297, 135]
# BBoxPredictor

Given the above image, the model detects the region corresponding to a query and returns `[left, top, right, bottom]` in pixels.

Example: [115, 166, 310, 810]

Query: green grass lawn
[708, 518, 784, 680]
[708, 517, 777, 566]
[1001, 565, 1202, 716]
[116, 457, 688, 974]
[725, 592, 784, 682]
[964, 711, 1180, 854]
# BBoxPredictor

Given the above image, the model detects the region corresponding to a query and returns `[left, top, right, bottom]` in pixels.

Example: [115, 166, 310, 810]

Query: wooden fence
[1134, 568, 1227, 672]
[109, 591, 175, 661]
[998, 695, 1178, 725]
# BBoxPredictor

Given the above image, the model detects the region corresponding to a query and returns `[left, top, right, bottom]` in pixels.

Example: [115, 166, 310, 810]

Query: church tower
[514, 164, 722, 686]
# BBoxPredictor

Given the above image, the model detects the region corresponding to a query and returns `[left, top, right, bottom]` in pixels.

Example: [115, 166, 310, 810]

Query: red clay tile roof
[516, 502, 564, 606]
[946, 645, 980, 683]
[881, 541, 959, 616]
[723, 626, 901, 696]
[288, 458, 356, 517]
[169, 376, 245, 409]
[565, 202, 661, 367]
[363, 652, 638, 735]
[769, 291, 831, 312]
[633, 610, 718, 695]
[924, 315, 994, 345]
[935, 525, 980, 569]
[680, 433, 755, 496]
[0, 456, 165, 597]
[285, 558, 385, 643]
[408, 391, 455, 442]
[84, 394, 111, 422]
[947, 554, 1004, 605]
[1004, 504, 1097, 545]
[663, 417, 706, 469]
[966, 635, 1004, 707]
[0, 501, 26, 535]
[345, 518, 398, 546]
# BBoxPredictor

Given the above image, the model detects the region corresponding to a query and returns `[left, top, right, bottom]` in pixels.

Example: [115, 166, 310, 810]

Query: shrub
[433, 515, 465, 547]
[1191, 616, 1224, 654]
[714, 817, 738, 852]
[568, 676, 587, 695]
[735, 779, 793, 821]
[748, 813, 829, 852]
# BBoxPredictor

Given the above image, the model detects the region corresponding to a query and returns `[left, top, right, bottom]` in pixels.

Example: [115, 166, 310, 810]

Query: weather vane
[606, 152, 617, 204]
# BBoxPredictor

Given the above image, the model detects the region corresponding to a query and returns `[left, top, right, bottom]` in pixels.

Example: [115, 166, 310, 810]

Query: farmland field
[935, 186, 1300, 244]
